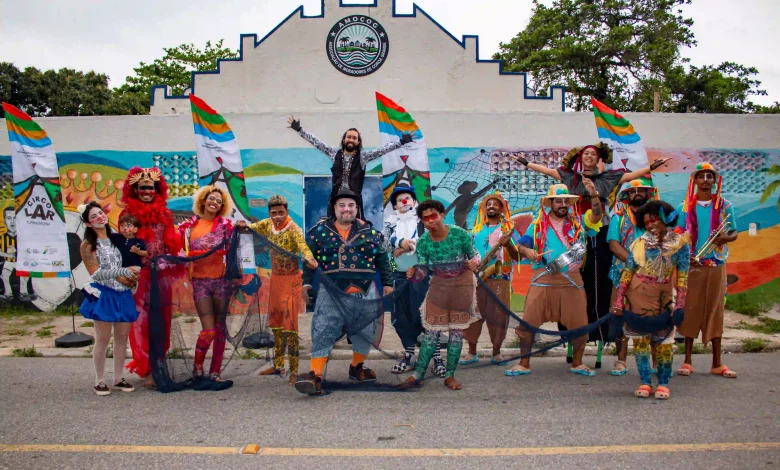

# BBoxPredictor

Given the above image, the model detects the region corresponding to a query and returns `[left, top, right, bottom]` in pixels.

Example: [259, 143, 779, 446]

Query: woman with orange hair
[177, 185, 235, 390]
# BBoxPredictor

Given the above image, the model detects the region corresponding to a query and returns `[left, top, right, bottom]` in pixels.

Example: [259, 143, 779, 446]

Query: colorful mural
[0, 146, 777, 311]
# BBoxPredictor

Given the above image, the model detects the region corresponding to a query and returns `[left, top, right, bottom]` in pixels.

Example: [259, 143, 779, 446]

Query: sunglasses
[206, 196, 223, 204]
[421, 213, 440, 222]
[138, 185, 155, 191]
[646, 215, 661, 224]
[627, 189, 648, 195]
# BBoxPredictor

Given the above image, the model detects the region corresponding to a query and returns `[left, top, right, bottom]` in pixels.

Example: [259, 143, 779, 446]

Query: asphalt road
[1, 353, 778, 469]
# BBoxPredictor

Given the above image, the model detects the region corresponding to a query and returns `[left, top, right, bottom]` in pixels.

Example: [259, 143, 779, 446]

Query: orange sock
[310, 357, 328, 377]
[351, 352, 367, 367]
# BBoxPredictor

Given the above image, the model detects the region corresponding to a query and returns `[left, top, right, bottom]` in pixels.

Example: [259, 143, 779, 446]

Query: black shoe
[294, 371, 322, 396]
[209, 374, 233, 391]
[349, 362, 377, 382]
[113, 378, 135, 392]
[94, 382, 110, 396]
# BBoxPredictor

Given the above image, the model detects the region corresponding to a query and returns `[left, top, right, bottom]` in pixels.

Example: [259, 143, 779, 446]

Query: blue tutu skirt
[80, 283, 139, 323]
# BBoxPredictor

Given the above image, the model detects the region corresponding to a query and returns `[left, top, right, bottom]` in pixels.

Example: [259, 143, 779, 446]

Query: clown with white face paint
[382, 186, 445, 376]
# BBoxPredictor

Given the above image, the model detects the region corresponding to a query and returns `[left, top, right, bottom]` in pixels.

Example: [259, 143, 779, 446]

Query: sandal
[610, 360, 628, 376]
[711, 365, 737, 378]
[505, 367, 530, 376]
[634, 384, 652, 398]
[459, 354, 479, 366]
[569, 365, 596, 377]
[654, 385, 670, 400]
[677, 363, 694, 376]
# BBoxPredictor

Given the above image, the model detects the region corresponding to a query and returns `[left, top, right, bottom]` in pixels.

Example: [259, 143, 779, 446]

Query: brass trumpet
[695, 214, 735, 262]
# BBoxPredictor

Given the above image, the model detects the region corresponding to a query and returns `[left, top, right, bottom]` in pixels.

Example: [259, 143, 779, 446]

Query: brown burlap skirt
[623, 275, 675, 343]
[521, 269, 587, 330]
[677, 264, 726, 344]
[420, 270, 481, 332]
[463, 278, 511, 345]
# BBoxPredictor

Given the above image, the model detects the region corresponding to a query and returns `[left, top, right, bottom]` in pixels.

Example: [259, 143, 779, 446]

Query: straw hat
[690, 162, 720, 180]
[561, 142, 614, 169]
[542, 184, 580, 207]
[617, 177, 657, 203]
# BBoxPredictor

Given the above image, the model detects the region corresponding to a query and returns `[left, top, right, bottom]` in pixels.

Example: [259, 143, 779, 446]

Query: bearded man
[121, 167, 182, 387]
[287, 115, 413, 219]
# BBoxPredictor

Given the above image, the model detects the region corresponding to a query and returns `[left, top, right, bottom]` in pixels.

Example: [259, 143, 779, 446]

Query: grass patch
[741, 338, 769, 353]
[167, 348, 186, 359]
[4, 326, 28, 336]
[726, 293, 772, 317]
[510, 294, 526, 312]
[234, 348, 262, 360]
[22, 316, 53, 326]
[35, 327, 53, 338]
[739, 317, 780, 335]
[80, 321, 94, 328]
[0, 303, 79, 319]
[12, 346, 42, 357]
[677, 342, 710, 355]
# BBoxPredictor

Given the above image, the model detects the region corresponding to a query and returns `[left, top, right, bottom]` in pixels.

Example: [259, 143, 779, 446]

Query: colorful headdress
[121, 166, 169, 204]
[532, 185, 583, 255]
[617, 177, 658, 203]
[472, 191, 511, 234]
[682, 162, 724, 255]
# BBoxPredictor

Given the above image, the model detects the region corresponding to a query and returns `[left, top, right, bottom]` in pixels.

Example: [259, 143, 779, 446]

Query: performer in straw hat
[607, 177, 659, 376]
[506, 182, 603, 377]
[516, 145, 669, 357]
[675, 162, 738, 379]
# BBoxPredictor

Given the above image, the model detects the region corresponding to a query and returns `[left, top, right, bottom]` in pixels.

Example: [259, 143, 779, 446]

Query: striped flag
[2, 102, 70, 277]
[188, 94, 255, 274]
[376, 92, 430, 217]
[591, 98, 649, 172]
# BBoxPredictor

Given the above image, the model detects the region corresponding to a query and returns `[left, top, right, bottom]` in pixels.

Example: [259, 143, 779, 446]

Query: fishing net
[432, 149, 564, 214]
[144, 221, 684, 394]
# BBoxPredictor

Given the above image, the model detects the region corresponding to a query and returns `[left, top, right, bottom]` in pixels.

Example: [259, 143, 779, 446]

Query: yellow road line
[0, 444, 241, 455]
[0, 442, 778, 457]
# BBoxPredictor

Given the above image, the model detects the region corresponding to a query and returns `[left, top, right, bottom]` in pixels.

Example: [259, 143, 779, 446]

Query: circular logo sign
[326, 15, 389, 77]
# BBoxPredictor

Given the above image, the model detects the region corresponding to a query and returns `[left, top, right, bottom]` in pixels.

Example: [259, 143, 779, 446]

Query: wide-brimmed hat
[331, 188, 360, 207]
[690, 162, 720, 180]
[561, 142, 614, 169]
[389, 185, 417, 207]
[618, 177, 657, 202]
[542, 184, 580, 207]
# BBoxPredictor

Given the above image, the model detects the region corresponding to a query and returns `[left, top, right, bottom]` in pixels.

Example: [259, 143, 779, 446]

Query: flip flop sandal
[677, 363, 694, 376]
[634, 384, 652, 398]
[491, 356, 509, 366]
[459, 355, 479, 366]
[711, 365, 737, 378]
[505, 368, 531, 376]
[654, 385, 670, 400]
[610, 360, 628, 376]
[569, 365, 596, 377]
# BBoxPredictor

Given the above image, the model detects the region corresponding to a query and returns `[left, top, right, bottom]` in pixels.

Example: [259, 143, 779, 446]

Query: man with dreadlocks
[237, 195, 318, 386]
[516, 146, 669, 357]
[121, 167, 182, 387]
[460, 192, 518, 367]
[287, 115, 413, 219]
[507, 183, 603, 377]
[675, 162, 738, 379]
[607, 178, 659, 376]
[295, 189, 393, 396]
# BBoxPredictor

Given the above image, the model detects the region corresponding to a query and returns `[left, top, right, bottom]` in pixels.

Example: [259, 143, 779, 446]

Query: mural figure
[443, 180, 496, 229]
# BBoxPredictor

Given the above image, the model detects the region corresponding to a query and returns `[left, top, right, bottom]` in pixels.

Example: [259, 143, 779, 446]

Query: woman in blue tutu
[78, 202, 141, 396]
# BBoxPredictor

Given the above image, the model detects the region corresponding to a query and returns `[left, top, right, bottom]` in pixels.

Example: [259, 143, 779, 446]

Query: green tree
[494, 0, 767, 113]
[755, 101, 780, 114]
[760, 165, 780, 212]
[123, 39, 239, 111]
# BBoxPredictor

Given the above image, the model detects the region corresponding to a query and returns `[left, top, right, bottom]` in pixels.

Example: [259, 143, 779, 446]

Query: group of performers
[76, 117, 739, 401]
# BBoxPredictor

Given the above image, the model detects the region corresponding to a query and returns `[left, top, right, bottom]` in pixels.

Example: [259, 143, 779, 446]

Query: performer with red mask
[121, 167, 182, 387]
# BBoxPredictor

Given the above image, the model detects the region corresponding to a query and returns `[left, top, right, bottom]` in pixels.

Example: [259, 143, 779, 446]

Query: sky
[1, 0, 778, 107]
